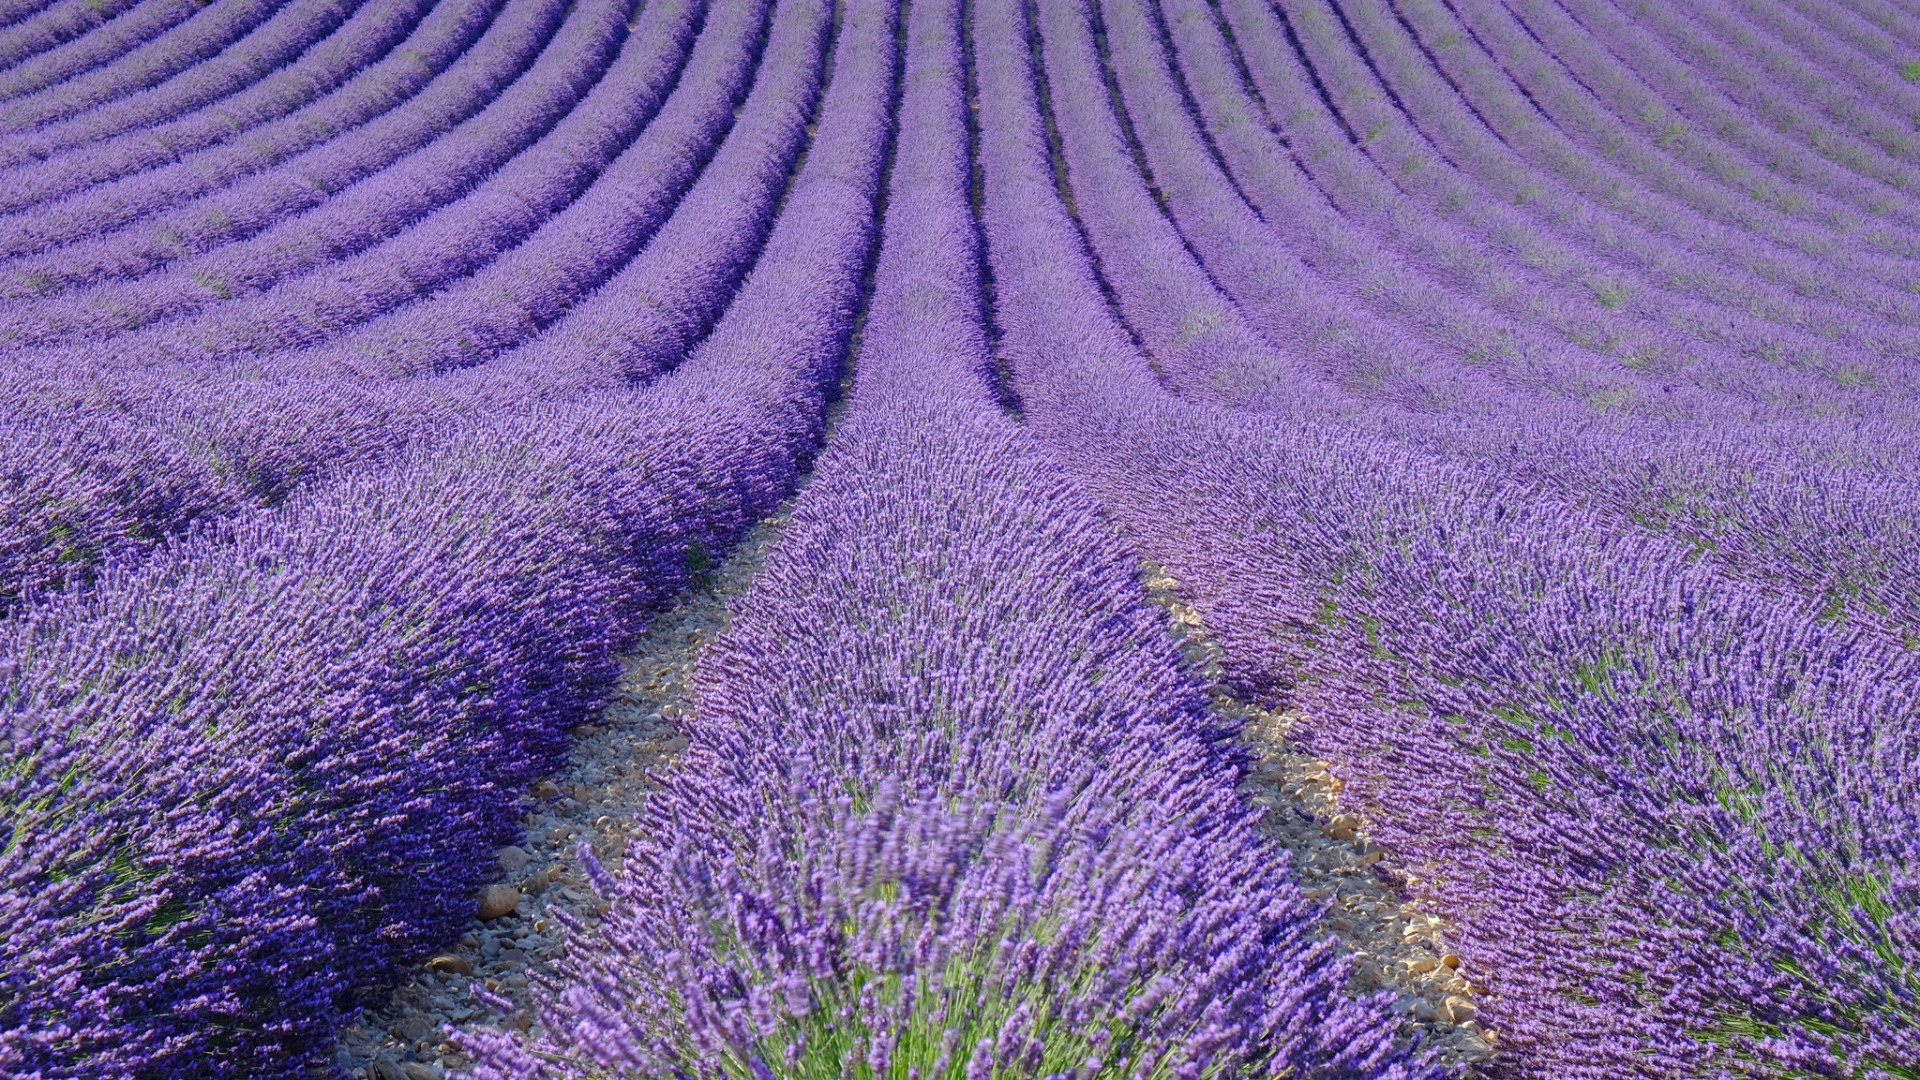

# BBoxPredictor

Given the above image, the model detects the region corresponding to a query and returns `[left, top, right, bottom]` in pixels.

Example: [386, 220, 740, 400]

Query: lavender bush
[0, 0, 429, 189]
[464, 2, 1429, 1073]
[1, 0, 884, 1068]
[975, 0, 1920, 1072]
[0, 0, 191, 97]
[0, 0, 285, 130]
[0, 0, 509, 261]
[3, 0, 1917, 1075]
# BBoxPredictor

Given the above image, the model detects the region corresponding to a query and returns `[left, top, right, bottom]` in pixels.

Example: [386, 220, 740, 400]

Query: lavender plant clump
[1, 0, 1917, 1076]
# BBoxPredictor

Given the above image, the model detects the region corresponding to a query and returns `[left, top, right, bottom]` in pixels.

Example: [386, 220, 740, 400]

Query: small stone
[1406, 957, 1437, 973]
[369, 1061, 410, 1080]
[425, 955, 472, 976]
[556, 798, 586, 816]
[1443, 995, 1477, 1024]
[1441, 953, 1461, 969]
[477, 884, 520, 920]
[1358, 850, 1384, 866]
[1324, 814, 1361, 843]
[495, 846, 530, 874]
[391, 1012, 436, 1042]
[532, 780, 561, 800]
[401, 1064, 444, 1080]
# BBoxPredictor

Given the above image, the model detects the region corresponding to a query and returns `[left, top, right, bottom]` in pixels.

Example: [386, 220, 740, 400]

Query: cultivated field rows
[0, 0, 1915, 1075]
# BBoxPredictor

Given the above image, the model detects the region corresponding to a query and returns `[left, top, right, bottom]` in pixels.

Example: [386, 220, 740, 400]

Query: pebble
[476, 884, 519, 921]
[495, 846, 530, 875]
[425, 956, 472, 976]
[1324, 813, 1361, 843]
[390, 1013, 435, 1042]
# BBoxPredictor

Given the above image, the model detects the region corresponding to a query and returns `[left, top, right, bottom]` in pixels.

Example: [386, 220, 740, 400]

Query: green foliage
[189, 272, 234, 301]
[1589, 279, 1630, 311]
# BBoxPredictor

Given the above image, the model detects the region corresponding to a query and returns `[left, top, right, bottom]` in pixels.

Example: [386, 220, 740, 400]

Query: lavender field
[0, 0, 1916, 1074]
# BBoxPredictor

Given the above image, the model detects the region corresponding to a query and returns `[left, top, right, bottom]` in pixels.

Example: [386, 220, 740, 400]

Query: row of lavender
[478, 0, 1920, 1070]
[0, 0, 766, 613]
[969, 0, 1919, 1074]
[2, 0, 1917, 1074]
[465, 1, 1428, 1073]
[0, 0, 892, 1072]
[10, 0, 1916, 688]
[1138, 0, 1920, 643]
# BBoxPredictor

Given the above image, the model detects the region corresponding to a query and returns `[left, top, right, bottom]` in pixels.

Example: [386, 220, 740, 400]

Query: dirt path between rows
[330, 508, 792, 1080]
[330, 538, 1495, 1079]
[1143, 566, 1499, 1070]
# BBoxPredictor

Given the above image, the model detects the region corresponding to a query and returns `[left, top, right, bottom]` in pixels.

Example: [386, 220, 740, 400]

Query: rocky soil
[1143, 566, 1499, 1070]
[330, 541, 1493, 1078]
[329, 511, 790, 1080]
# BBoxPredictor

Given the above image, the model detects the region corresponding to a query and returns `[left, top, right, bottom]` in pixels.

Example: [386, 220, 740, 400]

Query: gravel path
[1142, 566, 1500, 1071]
[329, 510, 792, 1080]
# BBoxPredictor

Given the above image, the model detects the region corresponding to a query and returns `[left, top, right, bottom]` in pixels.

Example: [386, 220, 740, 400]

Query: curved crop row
[0, 0, 649, 348]
[0, 0, 494, 247]
[0, 0, 285, 130]
[299, 0, 809, 381]
[0, 0, 179, 95]
[1080, 0, 1920, 643]
[0, 0, 568, 294]
[0, 0, 890, 1067]
[1775, 0, 1920, 104]
[1243, 0, 1920, 358]
[465, 2, 1426, 1073]
[977, 0, 1920, 1072]
[0, 0, 420, 194]
[1495, 0, 1920, 235]
[1552, 0, 1920, 204]
[1140, 0, 1886, 418]
[0, 0, 363, 165]
[1, 0, 1913, 1076]
[0, 0, 830, 617]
